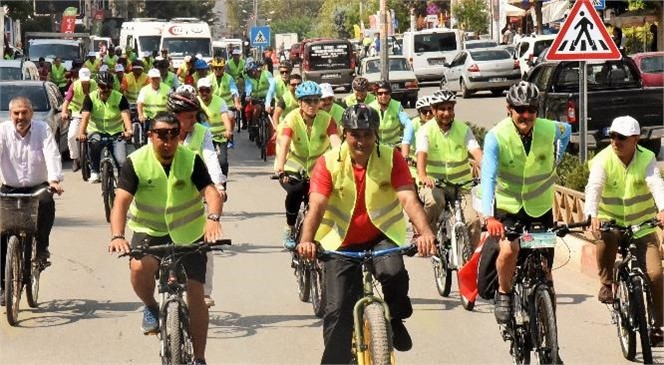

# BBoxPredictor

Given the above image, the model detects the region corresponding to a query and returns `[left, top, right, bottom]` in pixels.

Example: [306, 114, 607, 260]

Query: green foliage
[623, 23, 655, 54]
[452, 0, 489, 35]
[556, 152, 592, 191]
[0, 1, 34, 23]
[270, 17, 317, 41]
[140, 1, 216, 23]
[468, 122, 487, 148]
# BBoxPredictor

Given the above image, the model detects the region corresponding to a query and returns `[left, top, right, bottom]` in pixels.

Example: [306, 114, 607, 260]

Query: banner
[91, 10, 105, 36]
[60, 6, 77, 34]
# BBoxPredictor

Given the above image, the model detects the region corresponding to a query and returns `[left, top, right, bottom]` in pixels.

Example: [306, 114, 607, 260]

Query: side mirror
[443, 62, 451, 68]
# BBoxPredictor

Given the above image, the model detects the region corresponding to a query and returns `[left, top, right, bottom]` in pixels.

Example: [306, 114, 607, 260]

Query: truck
[24, 32, 90, 71]
[119, 19, 166, 58]
[526, 58, 664, 154]
[159, 18, 212, 69]
[275, 33, 298, 61]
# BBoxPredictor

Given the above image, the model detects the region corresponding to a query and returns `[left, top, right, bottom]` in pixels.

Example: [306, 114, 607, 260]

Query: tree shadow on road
[207, 243, 283, 258]
[222, 210, 283, 222]
[555, 293, 592, 305]
[207, 310, 322, 339]
[12, 299, 142, 328]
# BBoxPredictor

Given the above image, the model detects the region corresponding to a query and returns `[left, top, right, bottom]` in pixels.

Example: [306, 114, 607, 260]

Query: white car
[514, 34, 557, 77]
[440, 48, 520, 98]
[358, 56, 419, 107]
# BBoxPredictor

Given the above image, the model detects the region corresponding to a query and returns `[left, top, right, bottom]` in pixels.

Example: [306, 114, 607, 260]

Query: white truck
[25, 32, 89, 71]
[275, 33, 298, 60]
[160, 18, 212, 69]
[401, 28, 463, 82]
[119, 19, 166, 57]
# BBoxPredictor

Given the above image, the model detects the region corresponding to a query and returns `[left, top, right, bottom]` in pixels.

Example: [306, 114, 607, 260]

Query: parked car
[358, 55, 419, 107]
[464, 39, 499, 50]
[526, 58, 664, 154]
[0, 81, 69, 155]
[0, 60, 26, 81]
[301, 39, 355, 90]
[514, 34, 556, 77]
[498, 44, 516, 58]
[631, 51, 664, 87]
[440, 48, 520, 98]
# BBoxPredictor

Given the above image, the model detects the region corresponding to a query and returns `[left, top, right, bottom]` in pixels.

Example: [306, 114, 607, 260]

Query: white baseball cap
[143, 51, 151, 58]
[609, 116, 640, 137]
[195, 53, 203, 59]
[78, 67, 91, 81]
[87, 51, 97, 57]
[197, 77, 212, 89]
[232, 49, 242, 55]
[147, 68, 161, 78]
[320, 83, 334, 99]
[184, 55, 192, 62]
[99, 64, 109, 73]
[115, 64, 125, 72]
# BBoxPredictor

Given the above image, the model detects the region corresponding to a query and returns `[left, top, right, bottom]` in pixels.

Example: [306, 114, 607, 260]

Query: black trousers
[280, 179, 309, 226]
[321, 239, 412, 364]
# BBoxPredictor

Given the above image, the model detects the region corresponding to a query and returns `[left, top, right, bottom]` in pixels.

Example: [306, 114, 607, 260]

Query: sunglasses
[512, 105, 538, 114]
[151, 128, 180, 140]
[420, 108, 433, 115]
[280, 70, 291, 75]
[213, 67, 224, 71]
[198, 87, 211, 93]
[609, 132, 629, 141]
[376, 91, 391, 96]
[289, 83, 301, 87]
[301, 98, 320, 104]
[98, 85, 111, 91]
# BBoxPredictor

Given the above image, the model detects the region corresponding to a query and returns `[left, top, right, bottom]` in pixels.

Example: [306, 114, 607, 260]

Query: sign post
[546, 0, 621, 162]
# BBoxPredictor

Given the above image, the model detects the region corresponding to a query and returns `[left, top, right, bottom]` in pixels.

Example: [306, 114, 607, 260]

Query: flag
[457, 232, 488, 304]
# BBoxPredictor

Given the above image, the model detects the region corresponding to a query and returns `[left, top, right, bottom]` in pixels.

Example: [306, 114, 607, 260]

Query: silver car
[440, 48, 521, 98]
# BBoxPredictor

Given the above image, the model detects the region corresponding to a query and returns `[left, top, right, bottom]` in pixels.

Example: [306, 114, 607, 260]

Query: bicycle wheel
[311, 261, 326, 318]
[80, 142, 90, 182]
[358, 302, 393, 365]
[5, 235, 22, 326]
[433, 246, 452, 297]
[162, 301, 192, 365]
[25, 237, 40, 308]
[455, 226, 472, 266]
[615, 274, 636, 360]
[511, 327, 532, 365]
[532, 287, 560, 364]
[297, 260, 311, 303]
[101, 160, 115, 223]
[630, 277, 652, 364]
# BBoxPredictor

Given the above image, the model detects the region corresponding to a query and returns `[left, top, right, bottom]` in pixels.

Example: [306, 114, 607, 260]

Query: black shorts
[131, 232, 207, 284]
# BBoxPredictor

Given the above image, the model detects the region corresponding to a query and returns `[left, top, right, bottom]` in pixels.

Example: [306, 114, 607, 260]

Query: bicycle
[318, 244, 417, 364]
[601, 219, 658, 364]
[86, 133, 123, 223]
[426, 178, 478, 310]
[495, 218, 589, 364]
[271, 171, 325, 317]
[2, 187, 53, 326]
[120, 239, 232, 365]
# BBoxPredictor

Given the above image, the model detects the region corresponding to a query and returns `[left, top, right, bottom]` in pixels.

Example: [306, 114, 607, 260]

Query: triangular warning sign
[254, 31, 267, 44]
[546, 0, 620, 61]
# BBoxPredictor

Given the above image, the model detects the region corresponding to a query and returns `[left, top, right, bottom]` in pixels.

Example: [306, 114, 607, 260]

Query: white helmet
[175, 84, 197, 96]
[429, 89, 457, 105]
[415, 96, 431, 110]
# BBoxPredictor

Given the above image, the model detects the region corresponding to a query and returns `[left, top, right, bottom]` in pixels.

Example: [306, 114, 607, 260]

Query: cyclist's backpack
[477, 236, 500, 300]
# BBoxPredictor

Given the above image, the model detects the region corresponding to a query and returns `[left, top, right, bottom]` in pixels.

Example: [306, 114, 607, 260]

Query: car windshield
[414, 32, 458, 52]
[29, 44, 79, 60]
[138, 36, 162, 54]
[366, 58, 410, 72]
[470, 49, 511, 61]
[162, 38, 211, 57]
[0, 85, 49, 111]
[640, 56, 664, 73]
[556, 62, 639, 91]
[0, 67, 23, 81]
[533, 39, 555, 57]
[466, 41, 498, 49]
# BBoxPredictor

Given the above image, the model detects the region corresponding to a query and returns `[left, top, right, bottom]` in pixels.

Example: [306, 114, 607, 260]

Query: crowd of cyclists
[0, 43, 662, 364]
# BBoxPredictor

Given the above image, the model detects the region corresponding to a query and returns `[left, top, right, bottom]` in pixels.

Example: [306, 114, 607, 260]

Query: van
[212, 38, 243, 59]
[402, 28, 463, 82]
[119, 19, 166, 59]
[301, 39, 355, 90]
[514, 34, 557, 77]
[160, 18, 213, 69]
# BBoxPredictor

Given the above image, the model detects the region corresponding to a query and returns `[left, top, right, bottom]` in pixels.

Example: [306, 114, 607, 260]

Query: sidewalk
[554, 233, 599, 277]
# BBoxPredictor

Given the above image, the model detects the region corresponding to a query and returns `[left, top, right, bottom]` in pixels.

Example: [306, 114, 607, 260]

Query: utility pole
[379, 0, 388, 81]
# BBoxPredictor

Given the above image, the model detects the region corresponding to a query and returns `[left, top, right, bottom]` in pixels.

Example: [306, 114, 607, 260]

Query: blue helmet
[194, 59, 209, 70]
[295, 81, 322, 99]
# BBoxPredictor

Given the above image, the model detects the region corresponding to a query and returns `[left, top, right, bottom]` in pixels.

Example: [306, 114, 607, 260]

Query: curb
[555, 234, 597, 279]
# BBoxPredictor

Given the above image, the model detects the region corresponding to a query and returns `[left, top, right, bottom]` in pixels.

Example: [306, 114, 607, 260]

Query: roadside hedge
[556, 152, 591, 191]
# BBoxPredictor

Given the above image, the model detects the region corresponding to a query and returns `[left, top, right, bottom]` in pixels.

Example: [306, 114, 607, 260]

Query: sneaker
[89, 172, 100, 184]
[282, 225, 296, 250]
[72, 158, 81, 172]
[651, 328, 664, 348]
[204, 295, 215, 308]
[494, 291, 513, 325]
[598, 283, 613, 304]
[391, 319, 413, 352]
[0, 289, 4, 307]
[192, 359, 207, 365]
[141, 305, 160, 335]
[37, 248, 51, 260]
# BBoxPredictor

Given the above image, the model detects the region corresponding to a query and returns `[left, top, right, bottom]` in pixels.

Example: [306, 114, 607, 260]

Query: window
[0, 85, 50, 112]
[414, 32, 458, 53]
[0, 67, 23, 81]
[29, 44, 79, 61]
[640, 56, 664, 74]
[469, 49, 511, 61]
[518, 42, 530, 58]
[139, 36, 163, 54]
[307, 42, 351, 70]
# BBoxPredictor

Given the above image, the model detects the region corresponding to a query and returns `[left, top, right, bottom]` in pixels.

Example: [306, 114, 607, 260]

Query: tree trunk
[534, 0, 543, 35]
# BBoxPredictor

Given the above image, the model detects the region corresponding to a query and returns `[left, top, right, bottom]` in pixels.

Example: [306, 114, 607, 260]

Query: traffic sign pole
[579, 61, 588, 163]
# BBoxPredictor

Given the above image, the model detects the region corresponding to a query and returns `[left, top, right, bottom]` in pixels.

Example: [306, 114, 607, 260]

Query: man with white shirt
[584, 116, 663, 346]
[0, 97, 64, 304]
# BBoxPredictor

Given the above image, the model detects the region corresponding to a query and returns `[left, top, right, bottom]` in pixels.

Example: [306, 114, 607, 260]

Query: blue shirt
[245, 71, 276, 108]
[480, 119, 571, 217]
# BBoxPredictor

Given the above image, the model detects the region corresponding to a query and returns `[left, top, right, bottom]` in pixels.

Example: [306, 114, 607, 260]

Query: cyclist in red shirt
[297, 104, 436, 364]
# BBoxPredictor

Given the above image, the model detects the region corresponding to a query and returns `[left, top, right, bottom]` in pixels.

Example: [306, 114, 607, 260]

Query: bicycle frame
[432, 179, 476, 270]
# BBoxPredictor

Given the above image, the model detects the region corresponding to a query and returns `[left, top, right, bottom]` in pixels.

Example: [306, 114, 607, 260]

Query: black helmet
[374, 80, 391, 93]
[342, 103, 379, 131]
[352, 76, 370, 92]
[167, 91, 200, 113]
[280, 60, 293, 71]
[96, 71, 115, 87]
[506, 81, 540, 107]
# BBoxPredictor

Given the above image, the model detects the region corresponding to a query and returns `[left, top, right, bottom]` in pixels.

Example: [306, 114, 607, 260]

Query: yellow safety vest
[208, 73, 234, 105]
[284, 109, 333, 175]
[127, 145, 205, 244]
[279, 92, 299, 123]
[50, 64, 67, 87]
[369, 99, 403, 147]
[275, 77, 287, 100]
[408, 117, 427, 178]
[84, 59, 100, 76]
[493, 117, 556, 217]
[344, 93, 376, 107]
[591, 146, 658, 238]
[68, 80, 98, 117]
[249, 70, 271, 99]
[314, 143, 406, 250]
[420, 120, 473, 184]
[163, 72, 177, 89]
[227, 58, 245, 81]
[185, 123, 208, 156]
[329, 103, 345, 128]
[106, 54, 118, 69]
[125, 73, 149, 104]
[140, 83, 170, 119]
[198, 95, 226, 143]
[87, 89, 124, 135]
[177, 63, 190, 84]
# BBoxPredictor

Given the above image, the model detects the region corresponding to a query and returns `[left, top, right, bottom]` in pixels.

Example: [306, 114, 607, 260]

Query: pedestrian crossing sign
[546, 0, 620, 61]
[250, 26, 271, 47]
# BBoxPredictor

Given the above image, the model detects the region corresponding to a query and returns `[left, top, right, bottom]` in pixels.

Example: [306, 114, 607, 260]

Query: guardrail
[552, 184, 586, 224]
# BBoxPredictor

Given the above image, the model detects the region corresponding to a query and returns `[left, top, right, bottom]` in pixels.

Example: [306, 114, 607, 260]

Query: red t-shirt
[310, 148, 413, 247]
[282, 117, 338, 138]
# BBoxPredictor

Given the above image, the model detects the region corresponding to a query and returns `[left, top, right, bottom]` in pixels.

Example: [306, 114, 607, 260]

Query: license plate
[520, 232, 556, 249]
[428, 59, 445, 65]
[322, 73, 341, 79]
[391, 83, 400, 89]
[489, 77, 507, 82]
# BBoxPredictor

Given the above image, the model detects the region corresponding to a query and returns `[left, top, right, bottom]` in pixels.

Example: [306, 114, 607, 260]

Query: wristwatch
[207, 213, 221, 222]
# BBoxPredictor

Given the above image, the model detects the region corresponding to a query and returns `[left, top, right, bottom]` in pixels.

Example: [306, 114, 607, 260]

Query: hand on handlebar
[49, 181, 64, 196]
[138, 115, 146, 123]
[122, 131, 134, 140]
[204, 219, 224, 243]
[297, 241, 318, 261]
[61, 111, 70, 120]
[77, 133, 87, 142]
[108, 238, 130, 254]
[588, 216, 601, 237]
[419, 176, 434, 189]
[415, 232, 437, 257]
[486, 217, 505, 239]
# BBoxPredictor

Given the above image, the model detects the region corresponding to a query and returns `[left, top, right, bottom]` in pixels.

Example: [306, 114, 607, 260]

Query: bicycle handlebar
[600, 218, 660, 234]
[431, 178, 480, 189]
[0, 186, 55, 198]
[270, 171, 309, 183]
[317, 244, 417, 261]
[503, 216, 591, 241]
[118, 239, 232, 259]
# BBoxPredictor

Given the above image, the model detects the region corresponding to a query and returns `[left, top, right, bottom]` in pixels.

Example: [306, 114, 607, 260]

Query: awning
[542, 0, 568, 24]
[505, 4, 526, 17]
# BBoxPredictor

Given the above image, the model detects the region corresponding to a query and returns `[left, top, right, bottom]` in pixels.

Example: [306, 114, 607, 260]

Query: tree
[140, 0, 216, 23]
[452, 0, 489, 34]
[0, 1, 34, 23]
